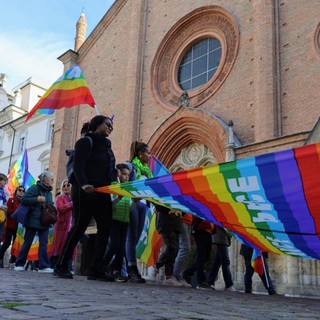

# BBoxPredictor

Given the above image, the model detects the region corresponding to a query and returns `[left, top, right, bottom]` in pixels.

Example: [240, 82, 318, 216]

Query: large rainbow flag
[96, 143, 320, 260]
[25, 65, 95, 122]
[6, 149, 36, 196]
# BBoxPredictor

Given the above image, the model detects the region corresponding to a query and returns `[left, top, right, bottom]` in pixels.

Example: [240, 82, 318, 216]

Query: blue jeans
[208, 244, 233, 288]
[15, 227, 50, 269]
[126, 201, 147, 265]
[173, 222, 191, 279]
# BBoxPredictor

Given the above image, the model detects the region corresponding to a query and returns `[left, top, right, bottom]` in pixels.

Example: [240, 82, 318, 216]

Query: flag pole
[261, 253, 270, 289]
[94, 105, 100, 115]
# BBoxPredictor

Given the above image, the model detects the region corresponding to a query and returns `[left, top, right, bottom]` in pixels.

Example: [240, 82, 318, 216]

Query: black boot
[87, 266, 115, 282]
[128, 265, 146, 283]
[0, 259, 4, 268]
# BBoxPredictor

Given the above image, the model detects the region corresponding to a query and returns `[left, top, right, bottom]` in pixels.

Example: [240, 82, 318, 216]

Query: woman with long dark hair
[54, 115, 116, 280]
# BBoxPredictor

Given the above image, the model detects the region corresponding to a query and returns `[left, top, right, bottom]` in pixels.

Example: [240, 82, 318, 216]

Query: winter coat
[212, 225, 231, 246]
[20, 181, 53, 229]
[73, 132, 116, 188]
[6, 196, 19, 230]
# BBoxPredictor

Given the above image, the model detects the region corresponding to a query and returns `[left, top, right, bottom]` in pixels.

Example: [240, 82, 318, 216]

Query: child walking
[104, 163, 135, 281]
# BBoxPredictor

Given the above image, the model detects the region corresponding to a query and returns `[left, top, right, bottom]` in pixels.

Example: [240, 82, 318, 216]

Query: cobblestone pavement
[0, 269, 319, 320]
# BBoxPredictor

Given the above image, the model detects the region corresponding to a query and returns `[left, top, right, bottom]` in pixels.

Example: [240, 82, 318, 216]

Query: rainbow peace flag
[96, 142, 320, 260]
[136, 204, 162, 266]
[251, 249, 264, 276]
[135, 155, 167, 266]
[25, 65, 95, 122]
[11, 224, 54, 261]
[149, 155, 170, 177]
[6, 149, 36, 196]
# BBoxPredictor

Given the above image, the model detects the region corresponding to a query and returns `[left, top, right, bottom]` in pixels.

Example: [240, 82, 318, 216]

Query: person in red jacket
[0, 185, 25, 268]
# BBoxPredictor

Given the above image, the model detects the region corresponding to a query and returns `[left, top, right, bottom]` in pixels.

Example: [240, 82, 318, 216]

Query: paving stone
[1, 269, 320, 320]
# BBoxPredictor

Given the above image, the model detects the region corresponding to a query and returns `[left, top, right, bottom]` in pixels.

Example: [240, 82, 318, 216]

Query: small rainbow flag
[25, 65, 95, 122]
[149, 155, 169, 177]
[251, 249, 264, 276]
[136, 205, 162, 266]
[6, 149, 36, 196]
[135, 156, 168, 266]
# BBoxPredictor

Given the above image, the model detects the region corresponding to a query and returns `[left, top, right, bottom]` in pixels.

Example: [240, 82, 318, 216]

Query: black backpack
[66, 136, 93, 184]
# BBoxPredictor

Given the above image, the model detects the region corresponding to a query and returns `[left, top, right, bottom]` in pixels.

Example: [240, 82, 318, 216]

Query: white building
[0, 74, 55, 186]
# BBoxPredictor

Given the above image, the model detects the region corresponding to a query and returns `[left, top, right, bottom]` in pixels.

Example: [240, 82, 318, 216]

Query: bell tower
[74, 10, 87, 51]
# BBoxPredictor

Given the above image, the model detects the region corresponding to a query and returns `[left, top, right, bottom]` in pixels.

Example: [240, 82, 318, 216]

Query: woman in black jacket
[54, 115, 116, 280]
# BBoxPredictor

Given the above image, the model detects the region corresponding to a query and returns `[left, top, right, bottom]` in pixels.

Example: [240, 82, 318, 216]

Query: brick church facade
[50, 1, 320, 295]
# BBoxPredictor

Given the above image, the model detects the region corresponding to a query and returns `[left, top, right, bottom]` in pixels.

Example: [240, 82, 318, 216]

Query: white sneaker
[177, 278, 192, 288]
[163, 277, 183, 286]
[38, 268, 53, 273]
[224, 286, 237, 292]
[14, 266, 25, 271]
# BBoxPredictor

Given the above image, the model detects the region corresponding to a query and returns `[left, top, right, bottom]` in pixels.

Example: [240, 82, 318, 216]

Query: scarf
[132, 157, 153, 180]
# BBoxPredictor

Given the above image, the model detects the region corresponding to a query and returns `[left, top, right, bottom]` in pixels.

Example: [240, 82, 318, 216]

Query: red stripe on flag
[294, 144, 320, 236]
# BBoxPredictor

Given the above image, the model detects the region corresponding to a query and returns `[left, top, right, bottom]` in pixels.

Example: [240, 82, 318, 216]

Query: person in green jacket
[103, 163, 136, 281]
[14, 171, 55, 273]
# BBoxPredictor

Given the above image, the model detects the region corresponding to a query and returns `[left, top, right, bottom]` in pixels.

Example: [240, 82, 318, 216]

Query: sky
[0, 1, 115, 91]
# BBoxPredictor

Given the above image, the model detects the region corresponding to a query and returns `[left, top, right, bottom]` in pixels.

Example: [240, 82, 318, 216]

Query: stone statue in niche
[178, 90, 190, 108]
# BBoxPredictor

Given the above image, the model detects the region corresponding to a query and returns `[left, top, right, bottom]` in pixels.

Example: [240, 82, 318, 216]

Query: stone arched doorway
[148, 107, 239, 167]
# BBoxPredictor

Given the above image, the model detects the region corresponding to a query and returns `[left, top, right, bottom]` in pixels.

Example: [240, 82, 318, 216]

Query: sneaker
[128, 266, 146, 283]
[53, 266, 73, 279]
[268, 290, 277, 295]
[210, 284, 216, 290]
[38, 267, 53, 273]
[225, 286, 237, 292]
[196, 283, 211, 290]
[14, 266, 25, 271]
[177, 278, 192, 288]
[8, 263, 15, 269]
[113, 271, 128, 282]
[163, 277, 183, 286]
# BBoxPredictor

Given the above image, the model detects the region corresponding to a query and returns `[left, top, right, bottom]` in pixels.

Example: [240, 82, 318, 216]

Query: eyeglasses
[105, 122, 113, 130]
[63, 184, 71, 187]
[18, 189, 25, 192]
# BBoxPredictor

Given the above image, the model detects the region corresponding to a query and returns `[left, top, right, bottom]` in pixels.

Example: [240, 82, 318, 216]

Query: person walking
[0, 173, 8, 243]
[14, 171, 55, 273]
[54, 115, 116, 280]
[0, 185, 24, 268]
[173, 212, 193, 286]
[154, 205, 183, 286]
[50, 179, 74, 272]
[208, 225, 236, 291]
[104, 163, 134, 282]
[125, 141, 152, 283]
[240, 244, 276, 295]
[183, 216, 214, 289]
